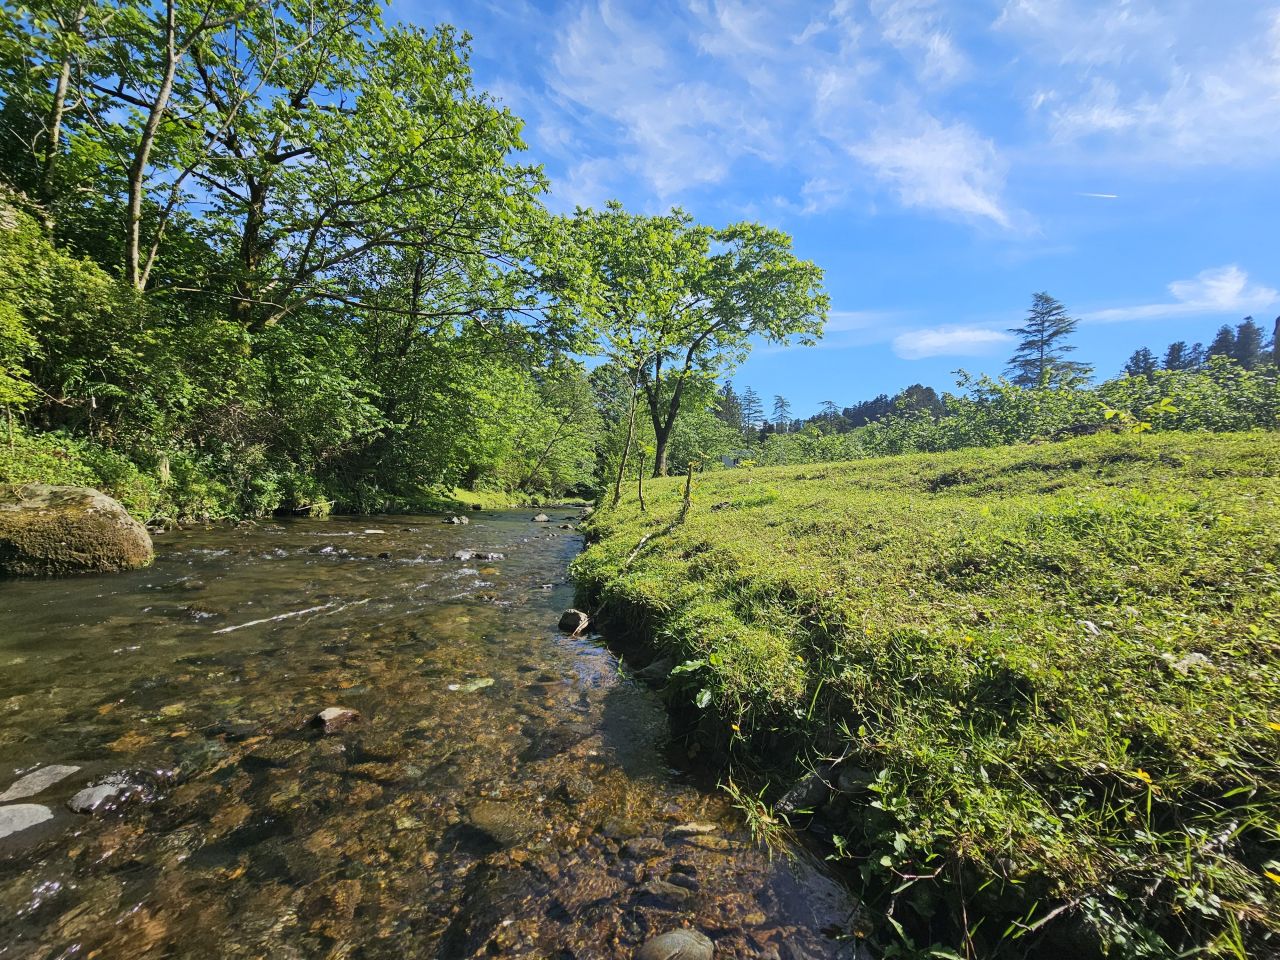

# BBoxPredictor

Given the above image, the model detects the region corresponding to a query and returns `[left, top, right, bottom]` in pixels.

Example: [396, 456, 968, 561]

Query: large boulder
[0, 485, 153, 576]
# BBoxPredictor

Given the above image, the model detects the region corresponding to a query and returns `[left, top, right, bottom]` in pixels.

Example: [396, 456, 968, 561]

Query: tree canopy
[546, 202, 827, 476]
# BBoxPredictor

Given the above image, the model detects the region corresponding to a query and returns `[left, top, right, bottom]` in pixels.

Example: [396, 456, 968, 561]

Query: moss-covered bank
[573, 432, 1280, 959]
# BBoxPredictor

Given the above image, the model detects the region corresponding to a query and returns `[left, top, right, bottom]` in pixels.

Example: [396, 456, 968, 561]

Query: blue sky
[397, 0, 1280, 416]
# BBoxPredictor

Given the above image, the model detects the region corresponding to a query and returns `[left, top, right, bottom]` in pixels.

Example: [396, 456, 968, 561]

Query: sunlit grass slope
[574, 432, 1280, 958]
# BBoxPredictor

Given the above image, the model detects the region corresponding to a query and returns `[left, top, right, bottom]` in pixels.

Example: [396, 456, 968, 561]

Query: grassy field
[573, 432, 1280, 959]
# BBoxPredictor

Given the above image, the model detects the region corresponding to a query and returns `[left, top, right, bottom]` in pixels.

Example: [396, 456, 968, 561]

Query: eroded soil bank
[0, 512, 860, 959]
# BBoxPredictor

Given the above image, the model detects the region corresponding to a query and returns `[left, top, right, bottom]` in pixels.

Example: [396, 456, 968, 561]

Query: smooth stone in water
[68, 774, 145, 815]
[0, 803, 54, 839]
[558, 609, 590, 635]
[636, 929, 713, 959]
[531, 513, 551, 523]
[0, 764, 81, 801]
[312, 706, 360, 733]
[636, 929, 714, 960]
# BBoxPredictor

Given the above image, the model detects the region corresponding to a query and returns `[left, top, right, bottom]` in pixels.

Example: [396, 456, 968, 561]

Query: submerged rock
[0, 485, 153, 576]
[444, 515, 470, 525]
[0, 803, 54, 839]
[634, 657, 675, 685]
[558, 609, 590, 635]
[68, 773, 147, 815]
[453, 550, 505, 562]
[467, 800, 538, 846]
[312, 706, 360, 733]
[0, 764, 81, 801]
[636, 928, 714, 960]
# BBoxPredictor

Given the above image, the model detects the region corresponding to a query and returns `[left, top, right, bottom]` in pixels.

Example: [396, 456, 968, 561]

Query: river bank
[0, 511, 860, 958]
[572, 432, 1280, 959]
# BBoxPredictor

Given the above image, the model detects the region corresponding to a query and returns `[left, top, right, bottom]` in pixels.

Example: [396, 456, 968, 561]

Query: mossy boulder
[0, 484, 153, 576]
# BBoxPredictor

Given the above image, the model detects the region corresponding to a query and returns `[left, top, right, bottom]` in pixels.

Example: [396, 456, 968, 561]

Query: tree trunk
[611, 373, 639, 507]
[651, 419, 672, 478]
[233, 177, 269, 325]
[126, 1, 178, 290]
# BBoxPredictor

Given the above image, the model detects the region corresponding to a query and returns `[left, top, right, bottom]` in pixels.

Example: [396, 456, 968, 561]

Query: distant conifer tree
[1207, 324, 1237, 359]
[1124, 347, 1158, 378]
[1163, 341, 1194, 371]
[1005, 292, 1092, 387]
[1233, 317, 1265, 369]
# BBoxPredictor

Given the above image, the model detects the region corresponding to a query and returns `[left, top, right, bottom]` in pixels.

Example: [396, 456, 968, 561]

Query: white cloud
[893, 325, 1014, 359]
[871, 0, 967, 84]
[1003, 3, 1280, 164]
[546, 0, 762, 200]
[1086, 265, 1279, 323]
[851, 115, 1013, 227]
[535, 0, 1019, 226]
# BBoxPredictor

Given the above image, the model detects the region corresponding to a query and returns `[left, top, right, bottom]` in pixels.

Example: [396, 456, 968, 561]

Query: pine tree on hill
[772, 395, 793, 433]
[740, 387, 764, 432]
[1273, 316, 1280, 365]
[1163, 341, 1194, 371]
[1208, 325, 1237, 359]
[1233, 317, 1265, 370]
[1124, 347, 1158, 378]
[1005, 292, 1092, 387]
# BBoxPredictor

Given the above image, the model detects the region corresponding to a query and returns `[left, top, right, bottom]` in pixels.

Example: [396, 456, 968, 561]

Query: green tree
[1005, 292, 1092, 387]
[740, 386, 764, 433]
[772, 394, 792, 432]
[1232, 317, 1265, 369]
[1163, 341, 1195, 371]
[1123, 346, 1158, 378]
[1207, 324, 1236, 359]
[550, 202, 827, 476]
[715, 381, 744, 433]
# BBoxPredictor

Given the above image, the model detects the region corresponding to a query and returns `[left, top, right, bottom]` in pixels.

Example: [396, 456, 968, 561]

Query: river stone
[68, 774, 145, 815]
[312, 706, 360, 733]
[636, 929, 714, 960]
[444, 515, 470, 525]
[467, 800, 537, 846]
[559, 609, 590, 635]
[0, 485, 153, 576]
[0, 764, 81, 801]
[0, 803, 54, 839]
[532, 513, 551, 522]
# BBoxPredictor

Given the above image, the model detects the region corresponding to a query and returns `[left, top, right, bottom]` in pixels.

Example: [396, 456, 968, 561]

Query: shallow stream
[0, 512, 858, 958]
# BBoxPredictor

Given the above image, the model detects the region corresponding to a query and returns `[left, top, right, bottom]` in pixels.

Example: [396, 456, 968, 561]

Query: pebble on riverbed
[0, 803, 54, 839]
[636, 928, 714, 960]
[312, 706, 360, 733]
[68, 773, 148, 815]
[558, 609, 590, 636]
[0, 764, 81, 801]
[531, 513, 551, 522]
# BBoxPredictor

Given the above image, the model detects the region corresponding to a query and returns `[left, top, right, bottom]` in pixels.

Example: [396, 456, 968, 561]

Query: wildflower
[1135, 769, 1152, 784]
[963, 634, 974, 643]
[1268, 722, 1280, 732]
[1266, 870, 1280, 885]
[731, 723, 741, 733]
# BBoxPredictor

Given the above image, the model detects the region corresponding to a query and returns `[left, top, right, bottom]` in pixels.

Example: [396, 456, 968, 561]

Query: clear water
[0, 513, 859, 958]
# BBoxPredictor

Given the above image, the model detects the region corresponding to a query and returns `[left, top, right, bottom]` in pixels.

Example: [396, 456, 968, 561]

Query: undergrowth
[573, 431, 1280, 959]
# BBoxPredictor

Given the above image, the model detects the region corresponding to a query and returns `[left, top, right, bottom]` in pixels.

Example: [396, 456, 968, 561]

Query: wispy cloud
[534, 0, 1019, 226]
[1005, 3, 1280, 164]
[851, 114, 1012, 227]
[1086, 265, 1279, 323]
[893, 325, 1014, 359]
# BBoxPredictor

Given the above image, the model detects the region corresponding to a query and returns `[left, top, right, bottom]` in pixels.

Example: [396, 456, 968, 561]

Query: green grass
[573, 432, 1280, 959]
